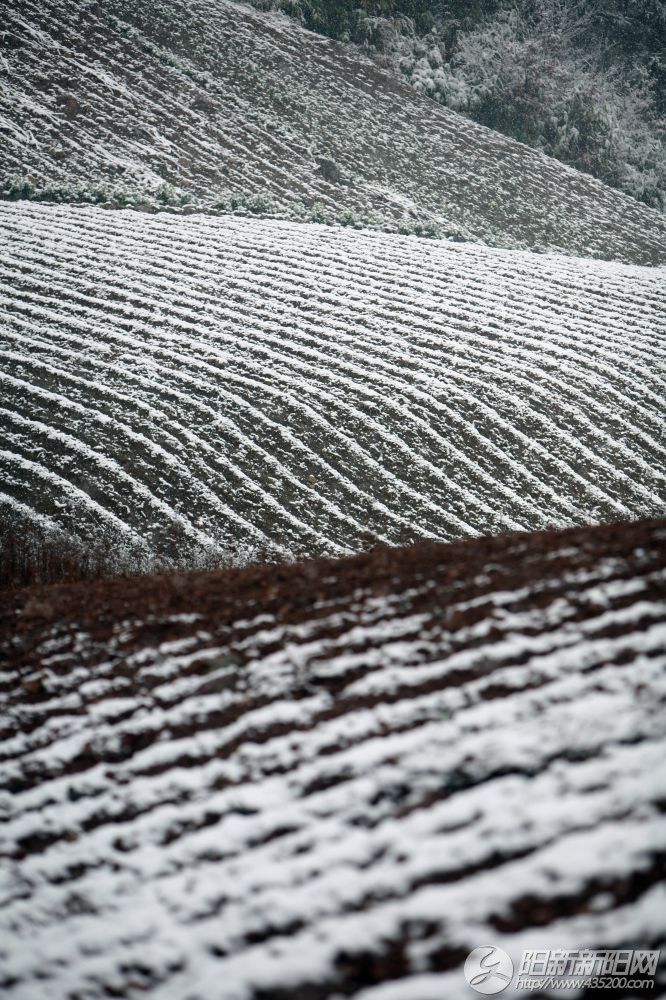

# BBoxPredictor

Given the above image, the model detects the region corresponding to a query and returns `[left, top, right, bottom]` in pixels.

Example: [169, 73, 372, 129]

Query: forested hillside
[255, 0, 666, 210]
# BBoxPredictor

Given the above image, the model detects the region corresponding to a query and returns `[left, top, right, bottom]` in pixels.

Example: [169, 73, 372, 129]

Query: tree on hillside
[256, 0, 666, 210]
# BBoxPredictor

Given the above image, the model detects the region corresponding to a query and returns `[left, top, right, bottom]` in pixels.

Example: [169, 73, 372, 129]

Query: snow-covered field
[3, 0, 666, 261]
[1, 201, 664, 565]
[2, 2, 665, 997]
[1, 519, 664, 998]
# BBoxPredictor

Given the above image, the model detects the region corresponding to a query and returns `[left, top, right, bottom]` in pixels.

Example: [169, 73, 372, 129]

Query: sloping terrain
[2, 0, 666, 262]
[1, 518, 665, 999]
[1, 201, 664, 567]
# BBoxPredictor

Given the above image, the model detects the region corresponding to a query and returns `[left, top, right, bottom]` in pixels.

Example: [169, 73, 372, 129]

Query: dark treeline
[0, 521, 119, 590]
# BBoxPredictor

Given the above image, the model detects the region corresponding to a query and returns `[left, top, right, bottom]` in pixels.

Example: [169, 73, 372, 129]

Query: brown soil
[3, 518, 664, 671]
[1, 518, 664, 999]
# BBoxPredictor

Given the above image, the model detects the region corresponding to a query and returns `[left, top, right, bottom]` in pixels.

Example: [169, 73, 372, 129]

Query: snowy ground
[2, 0, 666, 261]
[1, 519, 665, 998]
[0, 201, 664, 566]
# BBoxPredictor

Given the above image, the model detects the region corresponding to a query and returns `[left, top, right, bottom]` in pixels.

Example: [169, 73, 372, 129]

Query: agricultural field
[1, 201, 665, 569]
[1, 1, 665, 996]
[1, 519, 665, 998]
[3, 0, 666, 261]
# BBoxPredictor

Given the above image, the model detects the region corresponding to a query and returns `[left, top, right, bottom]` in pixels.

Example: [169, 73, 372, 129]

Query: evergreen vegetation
[258, 0, 666, 209]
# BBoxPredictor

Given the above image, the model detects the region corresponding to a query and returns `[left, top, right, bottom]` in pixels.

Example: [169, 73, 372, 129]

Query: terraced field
[1, 518, 665, 999]
[1, 201, 665, 567]
[3, 0, 666, 262]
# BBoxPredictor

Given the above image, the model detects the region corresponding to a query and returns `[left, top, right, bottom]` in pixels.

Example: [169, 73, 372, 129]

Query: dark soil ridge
[3, 517, 665, 668]
[1, 518, 665, 999]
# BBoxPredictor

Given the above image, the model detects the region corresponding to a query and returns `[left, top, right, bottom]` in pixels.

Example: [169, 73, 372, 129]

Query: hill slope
[0, 204, 666, 572]
[1, 201, 665, 567]
[2, 0, 666, 262]
[1, 519, 665, 998]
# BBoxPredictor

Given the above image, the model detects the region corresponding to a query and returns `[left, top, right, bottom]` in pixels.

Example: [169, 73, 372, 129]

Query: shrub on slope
[0, 516, 263, 590]
[259, 0, 666, 211]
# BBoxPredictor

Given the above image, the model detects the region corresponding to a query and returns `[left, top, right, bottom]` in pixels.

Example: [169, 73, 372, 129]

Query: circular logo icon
[464, 946, 514, 994]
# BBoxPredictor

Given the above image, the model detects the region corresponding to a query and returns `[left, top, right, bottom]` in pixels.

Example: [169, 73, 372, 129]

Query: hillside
[2, 0, 666, 262]
[1, 518, 665, 998]
[1, 201, 665, 569]
[2, 3, 665, 997]
[254, 0, 666, 212]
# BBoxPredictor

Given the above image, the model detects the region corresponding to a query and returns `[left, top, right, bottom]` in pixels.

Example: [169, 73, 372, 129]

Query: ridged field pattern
[1, 201, 665, 564]
[1, 520, 665, 998]
[2, 0, 666, 261]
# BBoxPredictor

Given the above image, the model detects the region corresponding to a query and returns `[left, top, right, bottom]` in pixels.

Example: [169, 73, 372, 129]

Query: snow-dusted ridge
[1, 519, 665, 998]
[1, 201, 664, 564]
[2, 0, 666, 261]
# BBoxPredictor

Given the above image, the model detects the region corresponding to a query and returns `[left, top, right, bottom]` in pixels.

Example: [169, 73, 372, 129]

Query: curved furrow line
[324, 322, 666, 473]
[179, 247, 666, 383]
[2, 204, 665, 557]
[197, 236, 666, 352]
[0, 412, 220, 549]
[0, 326, 452, 552]
[0, 492, 62, 533]
[331, 282, 666, 379]
[0, 288, 644, 532]
[0, 340, 352, 552]
[115, 210, 664, 312]
[137, 313, 654, 515]
[75, 240, 664, 404]
[5, 252, 664, 487]
[11, 226, 663, 438]
[190, 300, 665, 501]
[6, 203, 664, 338]
[1, 298, 488, 536]
[95, 213, 666, 338]
[0, 368, 277, 548]
[11, 217, 666, 370]
[193, 268, 665, 436]
[0, 339, 430, 547]
[0, 449, 142, 543]
[2, 278, 601, 523]
[280, 233, 666, 328]
[0, 346, 364, 560]
[0, 314, 455, 545]
[6, 229, 664, 440]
